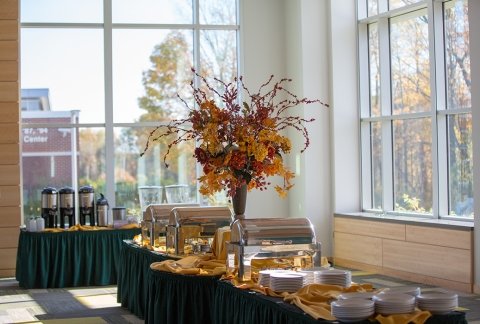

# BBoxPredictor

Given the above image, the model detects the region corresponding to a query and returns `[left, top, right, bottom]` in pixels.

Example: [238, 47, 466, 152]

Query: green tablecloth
[214, 280, 324, 324]
[213, 280, 467, 324]
[143, 273, 467, 324]
[145, 269, 220, 324]
[117, 240, 173, 319]
[15, 228, 140, 289]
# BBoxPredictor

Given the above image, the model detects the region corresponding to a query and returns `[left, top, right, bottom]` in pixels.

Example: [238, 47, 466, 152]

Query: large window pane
[22, 120, 79, 224]
[78, 127, 106, 194]
[112, 0, 192, 24]
[368, 23, 380, 116]
[21, 0, 102, 23]
[393, 118, 432, 213]
[21, 28, 105, 124]
[115, 127, 198, 212]
[200, 0, 237, 25]
[113, 30, 193, 123]
[368, 0, 379, 16]
[371, 122, 383, 209]
[448, 114, 473, 217]
[389, 0, 422, 11]
[390, 10, 430, 115]
[444, 0, 471, 110]
[200, 30, 238, 82]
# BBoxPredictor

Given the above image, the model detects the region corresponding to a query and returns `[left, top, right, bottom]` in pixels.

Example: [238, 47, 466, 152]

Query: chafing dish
[166, 206, 233, 255]
[226, 217, 321, 281]
[141, 203, 199, 247]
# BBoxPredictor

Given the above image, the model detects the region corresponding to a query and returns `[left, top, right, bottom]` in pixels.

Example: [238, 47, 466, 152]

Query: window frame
[358, 0, 473, 220]
[20, 0, 241, 211]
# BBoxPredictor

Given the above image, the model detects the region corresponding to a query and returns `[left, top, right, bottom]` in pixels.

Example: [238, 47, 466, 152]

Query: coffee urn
[59, 186, 75, 228]
[96, 193, 109, 227]
[79, 185, 95, 226]
[41, 187, 58, 228]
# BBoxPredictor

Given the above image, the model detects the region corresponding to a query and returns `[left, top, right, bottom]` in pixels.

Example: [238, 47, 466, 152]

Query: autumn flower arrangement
[142, 69, 328, 198]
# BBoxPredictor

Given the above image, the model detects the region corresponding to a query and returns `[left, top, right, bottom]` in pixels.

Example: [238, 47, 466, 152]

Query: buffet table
[117, 240, 174, 319]
[116, 240, 467, 324]
[213, 280, 467, 324]
[143, 272, 467, 324]
[15, 227, 140, 289]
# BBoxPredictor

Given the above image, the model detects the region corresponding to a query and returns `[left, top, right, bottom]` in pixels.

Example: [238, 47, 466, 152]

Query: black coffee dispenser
[59, 186, 75, 228]
[79, 185, 95, 226]
[41, 187, 58, 228]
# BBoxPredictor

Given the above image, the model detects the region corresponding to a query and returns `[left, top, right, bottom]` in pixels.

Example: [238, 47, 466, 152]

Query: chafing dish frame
[226, 217, 322, 281]
[141, 203, 199, 247]
[166, 206, 233, 255]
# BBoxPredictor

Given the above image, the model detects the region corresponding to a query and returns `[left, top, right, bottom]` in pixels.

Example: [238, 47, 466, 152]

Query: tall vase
[232, 184, 247, 221]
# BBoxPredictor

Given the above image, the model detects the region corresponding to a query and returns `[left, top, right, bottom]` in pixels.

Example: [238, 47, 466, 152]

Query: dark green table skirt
[213, 281, 467, 324]
[15, 228, 140, 289]
[145, 269, 220, 324]
[117, 240, 174, 319]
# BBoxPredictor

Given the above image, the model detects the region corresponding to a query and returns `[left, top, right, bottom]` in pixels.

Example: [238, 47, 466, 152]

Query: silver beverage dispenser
[96, 193, 109, 226]
[59, 187, 75, 228]
[79, 185, 95, 226]
[41, 187, 58, 228]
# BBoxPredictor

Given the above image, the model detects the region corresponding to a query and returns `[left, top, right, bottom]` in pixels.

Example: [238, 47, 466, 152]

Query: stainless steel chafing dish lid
[168, 206, 233, 227]
[143, 203, 199, 222]
[230, 217, 316, 246]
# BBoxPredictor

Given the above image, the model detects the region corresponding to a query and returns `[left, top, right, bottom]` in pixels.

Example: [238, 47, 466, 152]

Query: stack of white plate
[416, 292, 458, 314]
[258, 269, 294, 287]
[316, 268, 352, 288]
[297, 270, 320, 286]
[373, 293, 416, 315]
[331, 298, 375, 322]
[337, 291, 377, 300]
[379, 286, 421, 297]
[269, 272, 306, 292]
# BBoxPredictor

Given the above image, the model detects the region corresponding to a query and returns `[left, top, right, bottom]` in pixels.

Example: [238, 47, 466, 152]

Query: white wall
[240, 0, 290, 218]
[241, 0, 335, 256]
[469, 0, 480, 293]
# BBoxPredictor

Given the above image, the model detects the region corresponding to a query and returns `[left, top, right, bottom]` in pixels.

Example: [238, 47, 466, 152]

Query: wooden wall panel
[0, 81, 18, 101]
[0, 185, 21, 207]
[0, 0, 19, 278]
[0, 227, 18, 248]
[0, 0, 18, 20]
[0, 143, 19, 164]
[0, 206, 21, 227]
[0, 61, 17, 81]
[406, 225, 472, 250]
[0, 102, 19, 122]
[383, 239, 471, 284]
[0, 20, 17, 40]
[0, 123, 19, 143]
[335, 217, 405, 240]
[334, 232, 383, 266]
[0, 165, 19, 185]
[0, 41, 17, 61]
[0, 248, 17, 270]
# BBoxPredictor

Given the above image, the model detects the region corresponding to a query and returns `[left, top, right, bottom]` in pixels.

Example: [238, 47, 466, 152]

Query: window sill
[334, 212, 473, 230]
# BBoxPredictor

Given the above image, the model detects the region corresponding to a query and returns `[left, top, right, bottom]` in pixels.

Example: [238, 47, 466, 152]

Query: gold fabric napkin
[150, 254, 226, 276]
[375, 310, 432, 324]
[40, 223, 139, 232]
[234, 281, 374, 321]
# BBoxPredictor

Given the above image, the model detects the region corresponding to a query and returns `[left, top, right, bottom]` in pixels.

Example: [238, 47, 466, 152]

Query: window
[20, 0, 239, 222]
[358, 0, 473, 219]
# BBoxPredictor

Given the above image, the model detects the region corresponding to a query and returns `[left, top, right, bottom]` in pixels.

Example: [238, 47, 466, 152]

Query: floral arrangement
[141, 69, 328, 198]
